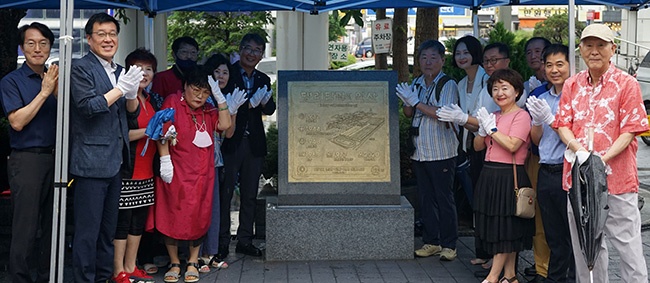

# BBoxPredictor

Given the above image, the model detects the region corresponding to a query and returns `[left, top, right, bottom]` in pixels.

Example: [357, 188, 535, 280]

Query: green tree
[533, 13, 585, 46]
[167, 11, 272, 61]
[328, 12, 347, 42]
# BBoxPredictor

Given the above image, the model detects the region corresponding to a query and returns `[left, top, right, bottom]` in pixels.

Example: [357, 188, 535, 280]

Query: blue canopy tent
[0, 0, 648, 281]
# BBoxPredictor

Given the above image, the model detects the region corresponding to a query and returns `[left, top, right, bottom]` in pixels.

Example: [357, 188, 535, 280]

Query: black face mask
[175, 58, 196, 72]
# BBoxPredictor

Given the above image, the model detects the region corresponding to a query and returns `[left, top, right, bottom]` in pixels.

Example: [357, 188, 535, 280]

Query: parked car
[354, 37, 416, 59]
[636, 52, 650, 145]
[354, 38, 374, 58]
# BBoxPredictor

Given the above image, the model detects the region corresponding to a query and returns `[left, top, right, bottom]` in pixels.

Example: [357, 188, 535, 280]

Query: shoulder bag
[513, 155, 535, 219]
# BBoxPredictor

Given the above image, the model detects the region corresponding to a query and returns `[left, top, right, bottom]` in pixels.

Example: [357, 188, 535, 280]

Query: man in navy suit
[69, 12, 143, 283]
[218, 33, 275, 259]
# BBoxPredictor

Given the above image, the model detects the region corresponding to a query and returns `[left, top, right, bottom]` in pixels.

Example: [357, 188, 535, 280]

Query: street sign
[371, 19, 392, 54]
[328, 42, 350, 62]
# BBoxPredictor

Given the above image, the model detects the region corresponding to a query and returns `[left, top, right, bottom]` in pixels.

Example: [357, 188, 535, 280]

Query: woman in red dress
[147, 67, 231, 283]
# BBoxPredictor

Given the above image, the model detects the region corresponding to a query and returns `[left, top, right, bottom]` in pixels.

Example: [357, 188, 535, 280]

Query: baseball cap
[580, 24, 614, 43]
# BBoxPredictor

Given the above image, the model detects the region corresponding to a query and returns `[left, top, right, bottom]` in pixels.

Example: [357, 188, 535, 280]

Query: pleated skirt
[474, 162, 534, 254]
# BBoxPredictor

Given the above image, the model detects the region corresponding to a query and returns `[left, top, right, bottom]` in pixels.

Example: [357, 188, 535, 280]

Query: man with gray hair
[555, 23, 648, 283]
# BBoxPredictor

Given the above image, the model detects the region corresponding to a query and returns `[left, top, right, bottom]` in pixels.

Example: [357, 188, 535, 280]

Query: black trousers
[8, 150, 54, 283]
[71, 174, 121, 283]
[537, 164, 575, 283]
[219, 137, 264, 247]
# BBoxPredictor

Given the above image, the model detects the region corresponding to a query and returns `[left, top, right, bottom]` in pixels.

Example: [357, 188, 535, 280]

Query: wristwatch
[490, 127, 498, 135]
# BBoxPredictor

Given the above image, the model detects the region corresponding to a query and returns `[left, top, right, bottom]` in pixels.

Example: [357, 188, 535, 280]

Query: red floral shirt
[554, 63, 649, 194]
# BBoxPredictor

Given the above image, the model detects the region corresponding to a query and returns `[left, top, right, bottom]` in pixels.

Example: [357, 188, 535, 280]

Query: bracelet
[219, 106, 229, 111]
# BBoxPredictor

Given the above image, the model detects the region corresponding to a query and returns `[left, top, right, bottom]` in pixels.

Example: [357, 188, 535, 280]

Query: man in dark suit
[69, 12, 143, 283]
[218, 33, 275, 258]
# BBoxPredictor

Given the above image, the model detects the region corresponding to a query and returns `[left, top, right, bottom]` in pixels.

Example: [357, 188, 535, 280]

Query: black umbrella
[569, 153, 609, 274]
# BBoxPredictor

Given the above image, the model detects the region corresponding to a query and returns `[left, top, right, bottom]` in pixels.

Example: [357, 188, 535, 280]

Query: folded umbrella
[569, 152, 609, 279]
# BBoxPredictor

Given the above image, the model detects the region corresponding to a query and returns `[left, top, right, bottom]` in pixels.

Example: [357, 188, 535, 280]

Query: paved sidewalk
[145, 229, 650, 283]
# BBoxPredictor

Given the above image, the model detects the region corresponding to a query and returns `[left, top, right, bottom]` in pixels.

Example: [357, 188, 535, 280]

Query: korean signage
[520, 7, 568, 19]
[328, 42, 350, 62]
[371, 19, 392, 55]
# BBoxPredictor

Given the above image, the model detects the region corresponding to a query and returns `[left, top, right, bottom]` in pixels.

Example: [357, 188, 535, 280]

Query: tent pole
[569, 0, 576, 76]
[51, 0, 73, 281]
[472, 8, 479, 37]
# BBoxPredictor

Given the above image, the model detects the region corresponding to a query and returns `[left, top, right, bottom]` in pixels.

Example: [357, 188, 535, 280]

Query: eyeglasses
[242, 45, 263, 57]
[93, 31, 118, 39]
[24, 40, 50, 49]
[483, 57, 507, 66]
[189, 85, 211, 98]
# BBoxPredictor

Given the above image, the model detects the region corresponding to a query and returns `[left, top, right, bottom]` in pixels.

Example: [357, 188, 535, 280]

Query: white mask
[191, 113, 213, 148]
[193, 128, 213, 148]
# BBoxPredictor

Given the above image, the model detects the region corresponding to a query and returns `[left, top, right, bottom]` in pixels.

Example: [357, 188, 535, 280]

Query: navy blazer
[222, 61, 276, 157]
[69, 53, 138, 178]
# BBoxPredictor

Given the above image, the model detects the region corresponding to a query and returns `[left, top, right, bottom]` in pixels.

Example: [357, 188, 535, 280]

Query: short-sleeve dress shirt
[554, 63, 649, 194]
[410, 72, 459, 162]
[0, 64, 57, 149]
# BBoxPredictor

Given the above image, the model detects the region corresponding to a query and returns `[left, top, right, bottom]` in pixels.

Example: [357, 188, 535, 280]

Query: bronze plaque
[288, 81, 390, 183]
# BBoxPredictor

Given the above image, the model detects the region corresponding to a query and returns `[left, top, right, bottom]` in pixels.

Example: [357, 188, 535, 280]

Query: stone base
[265, 196, 414, 261]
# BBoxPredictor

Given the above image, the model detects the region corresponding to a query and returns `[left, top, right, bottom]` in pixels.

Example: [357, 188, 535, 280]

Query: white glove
[396, 82, 420, 107]
[576, 150, 590, 165]
[477, 123, 488, 137]
[249, 86, 268, 108]
[526, 96, 555, 126]
[163, 125, 177, 146]
[160, 155, 174, 183]
[437, 104, 469, 125]
[261, 87, 272, 105]
[207, 75, 227, 104]
[117, 65, 143, 100]
[528, 76, 542, 91]
[226, 88, 247, 115]
[478, 111, 497, 135]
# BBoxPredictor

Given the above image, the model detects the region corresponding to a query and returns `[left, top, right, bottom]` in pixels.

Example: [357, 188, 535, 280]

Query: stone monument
[265, 70, 413, 261]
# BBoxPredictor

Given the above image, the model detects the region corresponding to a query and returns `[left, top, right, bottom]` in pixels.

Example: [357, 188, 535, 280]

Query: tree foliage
[328, 13, 346, 42]
[167, 11, 272, 62]
[336, 10, 363, 27]
[533, 13, 585, 46]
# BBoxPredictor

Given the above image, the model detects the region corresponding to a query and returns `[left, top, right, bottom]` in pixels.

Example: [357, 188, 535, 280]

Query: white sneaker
[439, 248, 457, 261]
[414, 244, 442, 257]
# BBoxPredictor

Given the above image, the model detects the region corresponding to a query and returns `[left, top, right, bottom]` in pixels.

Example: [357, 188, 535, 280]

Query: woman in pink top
[472, 68, 533, 283]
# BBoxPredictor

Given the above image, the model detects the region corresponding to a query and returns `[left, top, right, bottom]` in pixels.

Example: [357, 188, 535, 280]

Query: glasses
[242, 45, 263, 57]
[93, 31, 118, 39]
[24, 40, 50, 49]
[483, 57, 507, 66]
[189, 85, 211, 98]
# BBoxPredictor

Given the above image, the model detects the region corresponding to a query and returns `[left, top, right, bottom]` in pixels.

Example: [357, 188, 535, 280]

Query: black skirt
[474, 162, 534, 254]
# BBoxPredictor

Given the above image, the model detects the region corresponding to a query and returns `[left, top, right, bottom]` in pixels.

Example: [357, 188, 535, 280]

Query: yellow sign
[287, 81, 390, 183]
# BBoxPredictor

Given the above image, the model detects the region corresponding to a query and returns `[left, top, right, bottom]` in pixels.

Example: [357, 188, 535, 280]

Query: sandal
[209, 255, 229, 269]
[185, 262, 200, 283]
[163, 263, 181, 283]
[500, 276, 519, 283]
[197, 257, 211, 273]
[143, 263, 158, 274]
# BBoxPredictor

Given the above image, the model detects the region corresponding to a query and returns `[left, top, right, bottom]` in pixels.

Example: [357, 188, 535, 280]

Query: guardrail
[614, 37, 650, 75]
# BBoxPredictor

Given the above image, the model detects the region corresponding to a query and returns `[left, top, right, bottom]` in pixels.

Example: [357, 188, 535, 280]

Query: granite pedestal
[266, 196, 413, 261]
[267, 71, 413, 261]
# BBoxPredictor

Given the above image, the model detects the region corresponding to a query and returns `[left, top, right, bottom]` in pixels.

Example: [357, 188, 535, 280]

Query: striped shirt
[410, 72, 459, 161]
